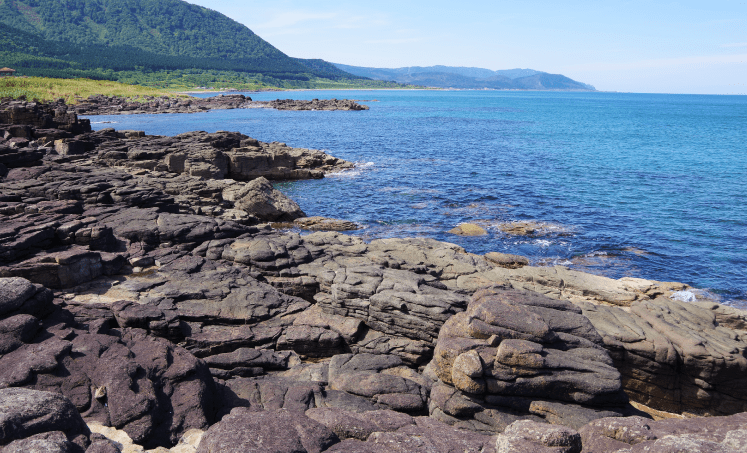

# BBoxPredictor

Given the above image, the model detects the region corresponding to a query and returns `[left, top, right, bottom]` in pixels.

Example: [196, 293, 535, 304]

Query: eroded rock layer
[2, 98, 747, 452]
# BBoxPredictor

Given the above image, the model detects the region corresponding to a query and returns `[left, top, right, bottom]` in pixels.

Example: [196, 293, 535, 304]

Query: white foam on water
[670, 290, 697, 303]
[534, 239, 552, 247]
[327, 161, 375, 179]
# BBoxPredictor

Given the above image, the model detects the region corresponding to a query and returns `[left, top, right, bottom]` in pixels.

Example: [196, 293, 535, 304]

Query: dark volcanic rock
[305, 407, 415, 440]
[0, 277, 218, 449]
[255, 98, 369, 111]
[328, 353, 429, 413]
[0, 388, 90, 449]
[196, 407, 339, 453]
[0, 99, 90, 134]
[73, 94, 252, 115]
[495, 419, 581, 453]
[3, 430, 81, 453]
[578, 412, 747, 453]
[232, 176, 305, 221]
[72, 94, 369, 115]
[3, 97, 747, 452]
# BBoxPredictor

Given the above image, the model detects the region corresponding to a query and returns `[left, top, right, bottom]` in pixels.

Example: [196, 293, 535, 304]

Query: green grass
[0, 76, 181, 104]
[0, 74, 424, 105]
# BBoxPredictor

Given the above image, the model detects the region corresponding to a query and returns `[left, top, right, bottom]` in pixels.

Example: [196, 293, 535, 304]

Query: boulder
[484, 252, 529, 269]
[305, 407, 415, 440]
[2, 431, 80, 453]
[429, 286, 630, 432]
[328, 353, 429, 413]
[232, 177, 306, 221]
[0, 388, 90, 448]
[494, 420, 581, 453]
[0, 277, 54, 318]
[196, 408, 338, 453]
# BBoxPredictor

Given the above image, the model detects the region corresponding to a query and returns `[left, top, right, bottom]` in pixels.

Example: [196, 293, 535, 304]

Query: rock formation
[71, 94, 369, 115]
[429, 286, 631, 432]
[2, 98, 747, 452]
[254, 98, 370, 111]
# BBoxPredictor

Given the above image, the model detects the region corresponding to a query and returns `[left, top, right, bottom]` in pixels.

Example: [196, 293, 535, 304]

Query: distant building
[0, 67, 16, 77]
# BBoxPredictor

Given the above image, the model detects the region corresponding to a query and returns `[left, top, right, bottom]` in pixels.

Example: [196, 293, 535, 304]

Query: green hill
[0, 0, 377, 88]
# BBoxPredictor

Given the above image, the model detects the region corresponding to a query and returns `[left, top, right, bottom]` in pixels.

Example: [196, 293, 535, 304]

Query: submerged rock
[448, 223, 488, 236]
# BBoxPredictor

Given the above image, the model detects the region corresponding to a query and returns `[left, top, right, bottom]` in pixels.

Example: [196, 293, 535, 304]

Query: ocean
[85, 90, 747, 305]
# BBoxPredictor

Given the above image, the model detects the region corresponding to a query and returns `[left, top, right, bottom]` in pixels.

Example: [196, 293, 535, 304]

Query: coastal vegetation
[0, 76, 180, 104]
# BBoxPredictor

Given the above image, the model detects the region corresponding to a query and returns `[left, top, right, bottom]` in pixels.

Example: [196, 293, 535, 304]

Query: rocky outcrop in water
[71, 94, 369, 115]
[252, 98, 370, 111]
[73, 94, 252, 115]
[2, 99, 747, 451]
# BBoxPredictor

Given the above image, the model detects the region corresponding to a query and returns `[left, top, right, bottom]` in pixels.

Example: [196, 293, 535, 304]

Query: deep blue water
[85, 90, 747, 304]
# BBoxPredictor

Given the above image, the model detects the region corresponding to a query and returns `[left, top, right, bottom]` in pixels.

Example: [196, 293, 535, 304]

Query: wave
[327, 161, 375, 179]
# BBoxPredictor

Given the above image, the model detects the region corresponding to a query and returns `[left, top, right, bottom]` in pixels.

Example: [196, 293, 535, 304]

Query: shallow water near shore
[85, 90, 747, 304]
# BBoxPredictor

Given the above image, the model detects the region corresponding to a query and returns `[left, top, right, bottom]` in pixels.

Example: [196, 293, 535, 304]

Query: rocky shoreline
[1, 99, 746, 452]
[72, 94, 369, 115]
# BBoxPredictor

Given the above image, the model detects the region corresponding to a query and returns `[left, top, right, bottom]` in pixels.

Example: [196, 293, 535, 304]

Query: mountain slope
[332, 63, 594, 90]
[0, 0, 362, 80]
[0, 0, 293, 66]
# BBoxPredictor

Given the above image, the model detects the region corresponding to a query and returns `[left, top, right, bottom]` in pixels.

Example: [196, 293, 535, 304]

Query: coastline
[2, 97, 746, 452]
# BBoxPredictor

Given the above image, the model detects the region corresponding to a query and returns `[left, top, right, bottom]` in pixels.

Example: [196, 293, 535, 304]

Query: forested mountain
[0, 0, 363, 84]
[0, 0, 591, 91]
[333, 64, 595, 90]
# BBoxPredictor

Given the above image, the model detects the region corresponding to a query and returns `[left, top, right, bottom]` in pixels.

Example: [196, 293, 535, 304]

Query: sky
[187, 0, 747, 94]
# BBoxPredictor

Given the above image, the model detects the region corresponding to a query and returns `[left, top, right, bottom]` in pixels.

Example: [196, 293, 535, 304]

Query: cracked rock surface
[2, 99, 747, 452]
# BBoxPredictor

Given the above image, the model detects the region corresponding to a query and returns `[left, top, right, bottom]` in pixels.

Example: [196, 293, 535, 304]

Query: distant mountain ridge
[333, 64, 595, 90]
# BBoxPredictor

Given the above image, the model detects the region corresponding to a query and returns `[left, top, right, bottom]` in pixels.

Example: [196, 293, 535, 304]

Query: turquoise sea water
[86, 90, 747, 304]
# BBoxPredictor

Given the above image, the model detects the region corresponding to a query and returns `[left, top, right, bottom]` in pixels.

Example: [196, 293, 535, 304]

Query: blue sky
[188, 1, 746, 94]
